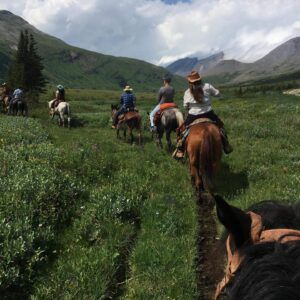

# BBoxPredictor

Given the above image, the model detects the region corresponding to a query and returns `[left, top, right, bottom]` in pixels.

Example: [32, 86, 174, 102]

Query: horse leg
[117, 128, 120, 139]
[68, 117, 71, 128]
[123, 128, 127, 140]
[138, 130, 142, 146]
[129, 127, 133, 144]
[156, 130, 163, 148]
[166, 130, 172, 151]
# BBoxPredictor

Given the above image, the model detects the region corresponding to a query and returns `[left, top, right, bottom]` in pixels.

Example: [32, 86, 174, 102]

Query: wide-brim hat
[187, 71, 202, 83]
[124, 85, 133, 92]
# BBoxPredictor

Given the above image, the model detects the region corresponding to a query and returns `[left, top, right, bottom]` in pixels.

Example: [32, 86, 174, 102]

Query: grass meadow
[0, 87, 299, 299]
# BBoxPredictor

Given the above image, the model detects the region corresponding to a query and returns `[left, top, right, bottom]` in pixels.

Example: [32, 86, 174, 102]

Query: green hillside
[0, 10, 186, 91]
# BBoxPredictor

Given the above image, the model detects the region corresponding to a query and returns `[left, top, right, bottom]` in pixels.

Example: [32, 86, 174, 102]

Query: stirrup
[172, 148, 185, 159]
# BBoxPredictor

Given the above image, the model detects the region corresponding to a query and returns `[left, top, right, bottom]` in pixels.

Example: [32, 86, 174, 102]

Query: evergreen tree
[27, 34, 47, 94]
[8, 30, 46, 100]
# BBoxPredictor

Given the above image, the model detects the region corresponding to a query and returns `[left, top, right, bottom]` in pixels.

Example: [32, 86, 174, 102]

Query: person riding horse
[173, 71, 233, 159]
[112, 85, 136, 129]
[149, 75, 175, 132]
[51, 84, 65, 109]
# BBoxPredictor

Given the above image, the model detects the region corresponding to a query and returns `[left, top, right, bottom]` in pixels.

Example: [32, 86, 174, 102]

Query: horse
[1, 95, 10, 114]
[8, 99, 28, 116]
[111, 105, 142, 145]
[185, 122, 222, 196]
[214, 195, 300, 300]
[149, 108, 184, 151]
[49, 99, 71, 128]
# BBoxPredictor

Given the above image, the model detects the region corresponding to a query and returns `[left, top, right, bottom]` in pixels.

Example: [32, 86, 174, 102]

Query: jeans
[149, 104, 160, 127]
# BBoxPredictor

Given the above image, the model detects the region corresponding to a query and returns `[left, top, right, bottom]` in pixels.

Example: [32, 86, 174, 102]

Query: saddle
[118, 109, 139, 123]
[154, 103, 177, 126]
[176, 117, 216, 137]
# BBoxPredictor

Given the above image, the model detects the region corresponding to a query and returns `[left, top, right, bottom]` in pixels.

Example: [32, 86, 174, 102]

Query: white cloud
[0, 0, 300, 65]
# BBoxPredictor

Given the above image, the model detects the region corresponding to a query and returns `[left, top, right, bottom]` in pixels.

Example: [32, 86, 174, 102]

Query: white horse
[48, 99, 71, 128]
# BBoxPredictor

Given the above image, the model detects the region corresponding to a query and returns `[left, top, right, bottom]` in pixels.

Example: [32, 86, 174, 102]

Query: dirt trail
[195, 197, 225, 300]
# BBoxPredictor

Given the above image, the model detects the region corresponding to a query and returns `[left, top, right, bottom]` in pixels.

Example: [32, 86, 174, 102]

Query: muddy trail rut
[195, 196, 225, 300]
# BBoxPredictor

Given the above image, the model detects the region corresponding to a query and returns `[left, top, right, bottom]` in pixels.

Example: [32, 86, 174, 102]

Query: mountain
[166, 52, 224, 77]
[0, 10, 186, 91]
[167, 37, 300, 85]
[204, 37, 300, 85]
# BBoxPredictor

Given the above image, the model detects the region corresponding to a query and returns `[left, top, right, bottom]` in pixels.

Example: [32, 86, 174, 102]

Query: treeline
[223, 80, 300, 97]
[8, 30, 46, 100]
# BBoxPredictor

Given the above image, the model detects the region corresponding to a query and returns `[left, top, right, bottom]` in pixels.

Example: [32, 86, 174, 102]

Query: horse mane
[226, 201, 300, 300]
[229, 241, 300, 300]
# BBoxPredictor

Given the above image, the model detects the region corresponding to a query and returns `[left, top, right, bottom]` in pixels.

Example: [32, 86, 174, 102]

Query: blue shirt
[120, 92, 136, 108]
[13, 89, 23, 99]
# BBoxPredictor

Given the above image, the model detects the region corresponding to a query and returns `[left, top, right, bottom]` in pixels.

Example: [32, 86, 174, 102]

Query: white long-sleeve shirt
[183, 83, 220, 115]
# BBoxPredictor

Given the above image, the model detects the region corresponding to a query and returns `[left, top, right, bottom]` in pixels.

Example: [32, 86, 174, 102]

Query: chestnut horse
[111, 105, 142, 145]
[214, 195, 300, 300]
[185, 122, 222, 195]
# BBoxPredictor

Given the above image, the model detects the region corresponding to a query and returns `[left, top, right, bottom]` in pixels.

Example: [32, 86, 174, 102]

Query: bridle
[215, 211, 300, 299]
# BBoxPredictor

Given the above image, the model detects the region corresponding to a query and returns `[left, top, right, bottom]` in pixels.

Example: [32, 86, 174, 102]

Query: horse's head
[215, 195, 300, 299]
[111, 104, 119, 117]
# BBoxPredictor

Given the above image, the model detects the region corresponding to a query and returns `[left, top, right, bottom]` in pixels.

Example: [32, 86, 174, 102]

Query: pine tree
[8, 30, 46, 101]
[27, 33, 47, 94]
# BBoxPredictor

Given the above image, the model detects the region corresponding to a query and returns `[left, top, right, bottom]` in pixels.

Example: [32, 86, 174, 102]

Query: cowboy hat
[123, 85, 133, 92]
[187, 70, 202, 83]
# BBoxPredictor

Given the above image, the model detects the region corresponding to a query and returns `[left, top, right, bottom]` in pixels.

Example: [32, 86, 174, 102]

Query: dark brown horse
[214, 195, 300, 300]
[111, 105, 142, 145]
[185, 122, 222, 195]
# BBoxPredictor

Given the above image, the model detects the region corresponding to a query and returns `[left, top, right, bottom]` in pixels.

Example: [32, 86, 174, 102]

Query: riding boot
[172, 128, 189, 159]
[220, 128, 233, 154]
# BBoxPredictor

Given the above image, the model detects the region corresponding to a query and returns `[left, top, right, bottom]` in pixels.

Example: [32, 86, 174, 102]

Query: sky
[1, 0, 300, 65]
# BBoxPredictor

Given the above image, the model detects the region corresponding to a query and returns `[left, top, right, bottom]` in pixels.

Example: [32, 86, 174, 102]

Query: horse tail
[175, 109, 184, 127]
[200, 128, 214, 192]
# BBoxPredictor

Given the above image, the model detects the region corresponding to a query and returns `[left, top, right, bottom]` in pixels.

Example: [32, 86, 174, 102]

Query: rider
[173, 70, 233, 158]
[11, 87, 23, 103]
[52, 84, 65, 108]
[112, 85, 136, 129]
[149, 74, 175, 132]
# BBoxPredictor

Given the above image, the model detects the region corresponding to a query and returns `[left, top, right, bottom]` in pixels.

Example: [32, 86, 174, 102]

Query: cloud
[1, 0, 300, 65]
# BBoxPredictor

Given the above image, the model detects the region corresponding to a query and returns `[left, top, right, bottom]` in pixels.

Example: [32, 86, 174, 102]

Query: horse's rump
[154, 107, 182, 127]
[119, 111, 141, 128]
[186, 123, 222, 191]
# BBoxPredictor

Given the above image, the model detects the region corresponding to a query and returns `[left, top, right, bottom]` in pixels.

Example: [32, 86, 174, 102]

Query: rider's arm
[120, 95, 124, 106]
[157, 87, 163, 103]
[209, 84, 220, 97]
[133, 94, 136, 106]
[183, 90, 190, 111]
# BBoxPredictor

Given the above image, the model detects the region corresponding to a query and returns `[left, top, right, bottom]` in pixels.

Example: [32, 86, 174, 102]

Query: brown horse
[185, 122, 222, 196]
[1, 96, 10, 114]
[111, 105, 142, 145]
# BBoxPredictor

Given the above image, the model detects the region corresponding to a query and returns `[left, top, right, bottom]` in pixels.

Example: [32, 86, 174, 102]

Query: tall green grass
[1, 88, 299, 299]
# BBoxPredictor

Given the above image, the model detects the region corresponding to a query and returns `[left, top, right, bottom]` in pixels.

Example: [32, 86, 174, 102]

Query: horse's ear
[111, 104, 114, 109]
[215, 195, 252, 248]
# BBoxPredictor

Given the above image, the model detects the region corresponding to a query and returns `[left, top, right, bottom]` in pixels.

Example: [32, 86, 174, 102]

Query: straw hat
[124, 85, 133, 92]
[187, 71, 202, 83]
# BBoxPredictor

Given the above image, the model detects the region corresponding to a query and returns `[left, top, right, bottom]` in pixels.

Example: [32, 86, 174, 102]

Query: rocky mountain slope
[167, 38, 300, 85]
